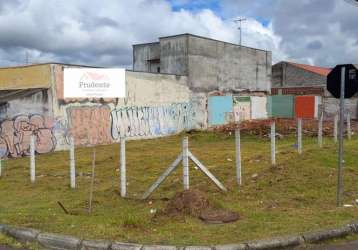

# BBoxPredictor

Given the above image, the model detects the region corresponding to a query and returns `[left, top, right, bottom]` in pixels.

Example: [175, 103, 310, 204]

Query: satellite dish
[345, 0, 358, 6]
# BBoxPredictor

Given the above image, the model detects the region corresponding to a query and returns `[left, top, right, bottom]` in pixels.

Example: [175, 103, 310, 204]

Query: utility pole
[234, 18, 247, 46]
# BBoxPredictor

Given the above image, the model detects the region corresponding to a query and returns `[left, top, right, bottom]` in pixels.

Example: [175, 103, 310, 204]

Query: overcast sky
[0, 0, 357, 68]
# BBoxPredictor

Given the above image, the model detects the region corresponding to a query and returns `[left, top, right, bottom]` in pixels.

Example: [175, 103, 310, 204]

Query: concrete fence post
[89, 149, 96, 214]
[347, 113, 352, 140]
[271, 121, 276, 166]
[30, 135, 36, 183]
[69, 137, 76, 189]
[182, 137, 189, 190]
[297, 118, 302, 154]
[334, 114, 338, 143]
[235, 128, 242, 186]
[318, 111, 323, 148]
[120, 137, 126, 197]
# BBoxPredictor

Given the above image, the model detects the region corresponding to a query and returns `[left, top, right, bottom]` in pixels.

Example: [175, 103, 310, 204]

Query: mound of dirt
[164, 189, 240, 224]
[165, 189, 210, 217]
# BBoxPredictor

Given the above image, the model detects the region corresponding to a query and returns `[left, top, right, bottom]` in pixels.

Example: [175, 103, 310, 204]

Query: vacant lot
[0, 131, 357, 246]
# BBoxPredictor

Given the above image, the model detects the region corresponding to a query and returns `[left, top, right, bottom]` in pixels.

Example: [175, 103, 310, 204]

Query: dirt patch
[212, 118, 358, 137]
[165, 189, 210, 217]
[163, 189, 240, 224]
[199, 208, 240, 224]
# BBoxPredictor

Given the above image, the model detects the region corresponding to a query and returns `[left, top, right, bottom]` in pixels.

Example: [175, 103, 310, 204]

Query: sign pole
[337, 67, 345, 207]
[347, 113, 352, 140]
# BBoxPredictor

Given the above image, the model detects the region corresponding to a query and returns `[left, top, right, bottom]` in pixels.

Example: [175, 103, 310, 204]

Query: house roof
[288, 62, 331, 76]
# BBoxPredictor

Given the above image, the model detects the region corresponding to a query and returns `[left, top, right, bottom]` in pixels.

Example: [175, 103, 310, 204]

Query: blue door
[208, 96, 233, 126]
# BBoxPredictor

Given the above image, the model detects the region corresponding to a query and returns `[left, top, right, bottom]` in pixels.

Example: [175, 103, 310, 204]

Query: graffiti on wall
[233, 96, 251, 122]
[110, 103, 194, 139]
[0, 114, 56, 158]
[67, 105, 112, 146]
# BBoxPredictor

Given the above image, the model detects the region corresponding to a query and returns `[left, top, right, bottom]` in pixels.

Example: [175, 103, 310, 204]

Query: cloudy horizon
[0, 0, 357, 68]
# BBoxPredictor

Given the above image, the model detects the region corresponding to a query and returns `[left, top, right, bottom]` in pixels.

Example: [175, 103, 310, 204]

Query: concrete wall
[52, 65, 205, 151]
[324, 97, 358, 119]
[0, 89, 50, 120]
[0, 89, 54, 158]
[0, 63, 208, 158]
[188, 35, 272, 93]
[251, 96, 268, 120]
[268, 95, 295, 118]
[208, 95, 233, 126]
[133, 43, 160, 73]
[159, 36, 188, 76]
[132, 34, 272, 93]
[0, 64, 54, 158]
[272, 62, 326, 88]
[0, 64, 51, 90]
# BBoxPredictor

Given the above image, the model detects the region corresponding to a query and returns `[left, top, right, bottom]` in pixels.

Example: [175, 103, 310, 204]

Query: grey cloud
[1, 0, 357, 69]
[307, 40, 323, 50]
[222, 0, 358, 67]
[0, 0, 25, 13]
[0, 0, 168, 67]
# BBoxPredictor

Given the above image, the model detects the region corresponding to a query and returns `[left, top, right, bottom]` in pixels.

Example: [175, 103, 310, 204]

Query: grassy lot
[0, 131, 357, 246]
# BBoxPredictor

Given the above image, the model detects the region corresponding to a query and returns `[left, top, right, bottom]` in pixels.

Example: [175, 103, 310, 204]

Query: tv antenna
[234, 18, 247, 46]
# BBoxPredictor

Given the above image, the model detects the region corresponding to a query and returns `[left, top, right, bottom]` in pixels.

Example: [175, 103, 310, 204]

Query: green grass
[0, 131, 357, 246]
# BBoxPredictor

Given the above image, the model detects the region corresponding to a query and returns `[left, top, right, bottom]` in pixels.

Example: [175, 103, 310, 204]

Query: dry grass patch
[0, 131, 357, 246]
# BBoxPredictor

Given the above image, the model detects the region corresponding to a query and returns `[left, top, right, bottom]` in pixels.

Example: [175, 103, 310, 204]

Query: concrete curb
[0, 221, 357, 250]
[81, 239, 111, 250]
[3, 226, 40, 243]
[246, 235, 304, 250]
[111, 242, 142, 250]
[0, 224, 6, 233]
[37, 233, 82, 250]
[302, 225, 352, 243]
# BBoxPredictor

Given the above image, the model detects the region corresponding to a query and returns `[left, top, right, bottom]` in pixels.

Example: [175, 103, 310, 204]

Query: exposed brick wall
[272, 62, 326, 88]
[271, 86, 324, 96]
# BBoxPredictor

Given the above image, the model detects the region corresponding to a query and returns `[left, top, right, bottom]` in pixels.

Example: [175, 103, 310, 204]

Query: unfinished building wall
[187, 35, 271, 92]
[133, 42, 160, 73]
[132, 34, 272, 93]
[159, 35, 188, 76]
[272, 62, 326, 88]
